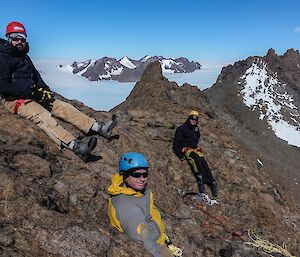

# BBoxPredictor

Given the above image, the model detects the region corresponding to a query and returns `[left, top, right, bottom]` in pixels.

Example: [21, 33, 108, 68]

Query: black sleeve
[197, 126, 201, 145]
[0, 54, 29, 97]
[173, 127, 184, 159]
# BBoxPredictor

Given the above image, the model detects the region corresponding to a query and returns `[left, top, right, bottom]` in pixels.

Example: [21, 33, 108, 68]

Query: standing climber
[108, 152, 182, 257]
[0, 21, 117, 160]
[173, 110, 218, 197]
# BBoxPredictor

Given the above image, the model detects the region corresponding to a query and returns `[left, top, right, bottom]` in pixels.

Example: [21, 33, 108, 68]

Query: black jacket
[173, 120, 200, 159]
[0, 38, 48, 100]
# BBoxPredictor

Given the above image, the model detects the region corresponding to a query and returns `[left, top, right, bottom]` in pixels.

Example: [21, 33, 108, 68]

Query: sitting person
[173, 110, 218, 197]
[108, 152, 182, 257]
[0, 21, 117, 160]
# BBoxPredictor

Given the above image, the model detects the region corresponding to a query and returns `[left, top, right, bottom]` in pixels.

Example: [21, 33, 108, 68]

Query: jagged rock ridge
[0, 61, 299, 256]
[205, 48, 300, 196]
[58, 55, 202, 82]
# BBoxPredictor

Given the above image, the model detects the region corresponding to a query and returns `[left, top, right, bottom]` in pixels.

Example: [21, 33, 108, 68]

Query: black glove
[31, 85, 55, 109]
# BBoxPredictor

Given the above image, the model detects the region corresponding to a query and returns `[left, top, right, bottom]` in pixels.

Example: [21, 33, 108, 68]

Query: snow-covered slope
[207, 49, 300, 148]
[119, 56, 136, 69]
[239, 59, 300, 147]
[205, 48, 300, 198]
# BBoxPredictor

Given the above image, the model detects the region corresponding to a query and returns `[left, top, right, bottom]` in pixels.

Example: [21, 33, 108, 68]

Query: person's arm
[173, 127, 185, 160]
[0, 55, 31, 97]
[196, 126, 201, 146]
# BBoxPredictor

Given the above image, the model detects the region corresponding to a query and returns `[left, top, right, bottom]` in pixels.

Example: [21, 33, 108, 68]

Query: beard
[16, 43, 25, 51]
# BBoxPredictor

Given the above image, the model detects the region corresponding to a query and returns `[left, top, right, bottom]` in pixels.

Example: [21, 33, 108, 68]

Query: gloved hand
[165, 236, 183, 257]
[31, 85, 55, 107]
[167, 244, 183, 257]
[161, 245, 176, 257]
[196, 147, 204, 153]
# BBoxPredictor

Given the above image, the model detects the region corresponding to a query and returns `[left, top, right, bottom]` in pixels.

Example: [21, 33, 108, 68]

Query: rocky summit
[0, 61, 299, 257]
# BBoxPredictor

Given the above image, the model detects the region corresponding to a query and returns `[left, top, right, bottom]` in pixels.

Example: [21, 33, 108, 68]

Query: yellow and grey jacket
[108, 174, 168, 257]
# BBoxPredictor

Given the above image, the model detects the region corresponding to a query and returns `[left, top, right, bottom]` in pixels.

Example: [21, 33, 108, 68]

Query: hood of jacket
[108, 173, 144, 197]
[0, 38, 29, 57]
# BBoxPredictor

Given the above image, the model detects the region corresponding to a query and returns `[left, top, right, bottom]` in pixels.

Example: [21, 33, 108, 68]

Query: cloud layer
[294, 27, 300, 32]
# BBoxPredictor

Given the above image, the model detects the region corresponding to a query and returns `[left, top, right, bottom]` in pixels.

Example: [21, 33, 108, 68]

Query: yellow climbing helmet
[188, 110, 200, 119]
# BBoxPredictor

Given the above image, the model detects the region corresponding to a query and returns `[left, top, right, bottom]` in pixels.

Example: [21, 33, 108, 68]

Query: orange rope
[196, 203, 246, 241]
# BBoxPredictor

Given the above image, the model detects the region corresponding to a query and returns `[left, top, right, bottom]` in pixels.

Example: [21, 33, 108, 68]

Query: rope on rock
[196, 203, 246, 241]
[244, 230, 295, 257]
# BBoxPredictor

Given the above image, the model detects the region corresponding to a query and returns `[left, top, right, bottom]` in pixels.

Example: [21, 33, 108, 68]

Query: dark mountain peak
[283, 48, 300, 58]
[139, 61, 164, 83]
[266, 48, 277, 57]
[115, 61, 210, 113]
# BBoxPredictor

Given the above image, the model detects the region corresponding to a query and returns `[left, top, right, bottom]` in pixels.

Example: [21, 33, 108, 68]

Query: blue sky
[1, 0, 299, 62]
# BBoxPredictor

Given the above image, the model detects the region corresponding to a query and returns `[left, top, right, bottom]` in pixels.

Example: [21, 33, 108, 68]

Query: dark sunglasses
[11, 37, 26, 43]
[129, 172, 149, 178]
[189, 115, 198, 121]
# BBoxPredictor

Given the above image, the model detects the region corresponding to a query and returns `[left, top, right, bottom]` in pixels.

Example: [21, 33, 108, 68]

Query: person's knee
[36, 112, 57, 127]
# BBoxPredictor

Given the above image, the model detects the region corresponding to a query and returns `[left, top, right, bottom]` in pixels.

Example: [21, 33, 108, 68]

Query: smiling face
[125, 169, 149, 191]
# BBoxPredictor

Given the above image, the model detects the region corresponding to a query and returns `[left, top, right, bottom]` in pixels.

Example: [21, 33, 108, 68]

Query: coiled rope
[244, 230, 295, 257]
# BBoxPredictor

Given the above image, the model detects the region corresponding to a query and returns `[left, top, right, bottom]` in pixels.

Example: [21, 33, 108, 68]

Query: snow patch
[119, 56, 136, 69]
[142, 55, 151, 62]
[77, 60, 95, 75]
[239, 59, 300, 147]
[161, 59, 176, 73]
[109, 66, 123, 76]
[99, 74, 111, 79]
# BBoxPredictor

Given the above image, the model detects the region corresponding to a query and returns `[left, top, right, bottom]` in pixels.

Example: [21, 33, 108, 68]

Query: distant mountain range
[58, 56, 201, 82]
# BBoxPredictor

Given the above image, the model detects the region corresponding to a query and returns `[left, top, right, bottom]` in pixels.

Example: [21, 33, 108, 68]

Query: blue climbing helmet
[119, 152, 149, 173]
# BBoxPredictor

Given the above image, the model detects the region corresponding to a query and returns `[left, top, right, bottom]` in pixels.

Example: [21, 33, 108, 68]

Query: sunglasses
[189, 115, 198, 121]
[11, 37, 26, 43]
[129, 172, 149, 178]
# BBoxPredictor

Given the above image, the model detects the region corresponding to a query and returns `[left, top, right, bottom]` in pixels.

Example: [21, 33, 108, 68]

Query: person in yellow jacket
[108, 152, 182, 257]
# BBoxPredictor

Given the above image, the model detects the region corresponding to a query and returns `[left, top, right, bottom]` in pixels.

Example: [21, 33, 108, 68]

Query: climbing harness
[244, 230, 295, 257]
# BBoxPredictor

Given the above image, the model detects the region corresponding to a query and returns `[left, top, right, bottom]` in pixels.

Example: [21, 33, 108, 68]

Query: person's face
[189, 116, 198, 126]
[125, 169, 149, 191]
[10, 36, 26, 51]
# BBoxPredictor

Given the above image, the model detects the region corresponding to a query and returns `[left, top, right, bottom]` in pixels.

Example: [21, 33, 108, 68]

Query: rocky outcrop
[0, 61, 299, 256]
[205, 48, 300, 197]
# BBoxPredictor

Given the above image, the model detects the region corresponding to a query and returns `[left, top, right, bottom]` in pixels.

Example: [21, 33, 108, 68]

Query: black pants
[186, 151, 215, 185]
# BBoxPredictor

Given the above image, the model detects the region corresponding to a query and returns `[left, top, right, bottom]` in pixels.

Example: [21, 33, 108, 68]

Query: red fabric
[182, 146, 204, 154]
[14, 99, 25, 114]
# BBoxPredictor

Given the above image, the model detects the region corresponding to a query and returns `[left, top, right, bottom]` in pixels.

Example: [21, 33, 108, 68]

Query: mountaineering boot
[196, 175, 206, 194]
[73, 136, 97, 159]
[198, 181, 206, 194]
[93, 114, 117, 139]
[210, 180, 218, 197]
